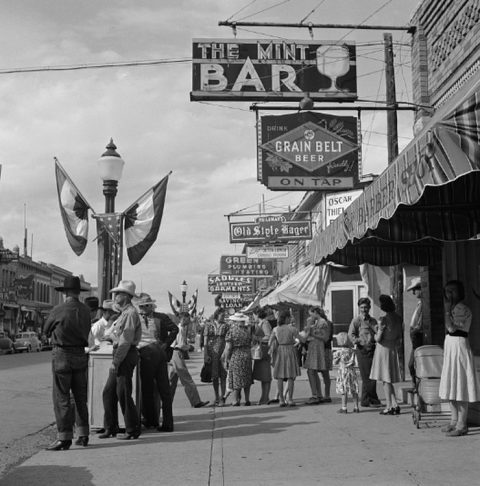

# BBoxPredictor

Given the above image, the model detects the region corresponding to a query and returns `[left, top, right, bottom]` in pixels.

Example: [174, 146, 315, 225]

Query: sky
[0, 0, 421, 315]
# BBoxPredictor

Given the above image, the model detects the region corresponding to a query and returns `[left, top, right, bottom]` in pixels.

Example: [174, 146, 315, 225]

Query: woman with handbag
[252, 308, 273, 405]
[203, 308, 229, 406]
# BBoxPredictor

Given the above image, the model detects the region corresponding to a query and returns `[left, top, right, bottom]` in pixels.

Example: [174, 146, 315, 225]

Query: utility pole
[385, 32, 404, 377]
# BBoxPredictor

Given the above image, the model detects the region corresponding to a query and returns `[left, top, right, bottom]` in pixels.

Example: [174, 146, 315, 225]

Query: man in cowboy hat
[135, 292, 178, 432]
[43, 275, 91, 451]
[407, 277, 424, 381]
[88, 299, 119, 349]
[169, 311, 209, 408]
[99, 280, 142, 440]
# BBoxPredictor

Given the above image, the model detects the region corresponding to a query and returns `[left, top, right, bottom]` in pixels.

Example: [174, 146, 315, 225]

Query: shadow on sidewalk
[0, 465, 94, 486]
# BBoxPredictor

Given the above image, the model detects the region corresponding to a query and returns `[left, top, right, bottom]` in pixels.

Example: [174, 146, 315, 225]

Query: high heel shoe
[98, 430, 117, 439]
[117, 431, 141, 440]
[46, 439, 72, 451]
[74, 436, 89, 447]
[379, 408, 395, 415]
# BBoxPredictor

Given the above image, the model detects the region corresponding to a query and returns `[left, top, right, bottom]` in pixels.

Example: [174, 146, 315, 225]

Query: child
[333, 332, 359, 413]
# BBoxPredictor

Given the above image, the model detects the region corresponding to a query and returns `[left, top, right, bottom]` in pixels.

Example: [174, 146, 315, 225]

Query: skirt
[273, 344, 301, 380]
[252, 344, 272, 382]
[439, 335, 480, 402]
[303, 338, 326, 371]
[369, 343, 401, 384]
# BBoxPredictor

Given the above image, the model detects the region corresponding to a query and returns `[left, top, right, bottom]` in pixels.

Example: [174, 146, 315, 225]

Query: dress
[333, 347, 359, 395]
[303, 317, 329, 371]
[252, 319, 272, 382]
[369, 312, 402, 384]
[226, 323, 253, 390]
[269, 324, 301, 380]
[204, 320, 228, 380]
[439, 302, 480, 402]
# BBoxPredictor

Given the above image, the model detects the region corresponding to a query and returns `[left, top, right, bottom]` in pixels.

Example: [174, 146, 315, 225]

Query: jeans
[103, 346, 140, 435]
[139, 343, 173, 429]
[51, 347, 89, 440]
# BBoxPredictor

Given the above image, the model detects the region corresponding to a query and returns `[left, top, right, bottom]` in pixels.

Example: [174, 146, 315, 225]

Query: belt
[53, 344, 85, 349]
[173, 347, 184, 351]
[448, 330, 468, 338]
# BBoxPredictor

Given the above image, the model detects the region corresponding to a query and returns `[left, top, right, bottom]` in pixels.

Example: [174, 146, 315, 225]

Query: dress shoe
[194, 401, 209, 408]
[232, 401, 241, 407]
[287, 401, 296, 407]
[46, 439, 72, 451]
[337, 408, 348, 414]
[305, 397, 321, 405]
[74, 436, 89, 447]
[369, 400, 382, 407]
[394, 406, 401, 415]
[446, 427, 468, 437]
[267, 399, 279, 405]
[157, 425, 174, 433]
[98, 430, 117, 439]
[323, 397, 332, 403]
[379, 408, 396, 415]
[244, 401, 251, 406]
[279, 401, 287, 408]
[117, 431, 141, 440]
[353, 407, 360, 413]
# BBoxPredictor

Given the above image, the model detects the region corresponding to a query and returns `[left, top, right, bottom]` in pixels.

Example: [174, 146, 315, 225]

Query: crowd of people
[41, 275, 480, 450]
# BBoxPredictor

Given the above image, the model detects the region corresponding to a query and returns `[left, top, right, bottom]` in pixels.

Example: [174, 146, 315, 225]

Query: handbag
[251, 343, 262, 360]
[200, 362, 212, 383]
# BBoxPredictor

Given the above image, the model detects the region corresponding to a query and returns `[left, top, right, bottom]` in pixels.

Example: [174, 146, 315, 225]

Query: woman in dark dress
[252, 308, 272, 405]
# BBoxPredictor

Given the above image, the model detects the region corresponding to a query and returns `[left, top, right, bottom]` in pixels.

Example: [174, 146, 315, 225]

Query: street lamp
[180, 280, 188, 304]
[97, 139, 125, 302]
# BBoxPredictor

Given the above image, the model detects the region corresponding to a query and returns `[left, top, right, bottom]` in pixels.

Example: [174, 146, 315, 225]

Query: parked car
[13, 332, 41, 353]
[0, 332, 15, 355]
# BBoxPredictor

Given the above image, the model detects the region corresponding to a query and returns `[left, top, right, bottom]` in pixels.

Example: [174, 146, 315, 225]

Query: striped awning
[259, 264, 322, 307]
[309, 70, 480, 267]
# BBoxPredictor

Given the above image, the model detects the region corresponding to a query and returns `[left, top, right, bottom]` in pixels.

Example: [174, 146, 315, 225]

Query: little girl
[333, 332, 359, 413]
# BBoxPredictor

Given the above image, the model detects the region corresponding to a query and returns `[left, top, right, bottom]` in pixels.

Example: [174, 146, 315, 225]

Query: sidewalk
[1, 351, 479, 486]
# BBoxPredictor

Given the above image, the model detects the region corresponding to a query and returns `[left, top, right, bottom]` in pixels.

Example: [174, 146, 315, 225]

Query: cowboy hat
[109, 280, 137, 297]
[406, 277, 421, 292]
[55, 276, 87, 293]
[135, 293, 157, 307]
[229, 312, 248, 322]
[100, 299, 115, 311]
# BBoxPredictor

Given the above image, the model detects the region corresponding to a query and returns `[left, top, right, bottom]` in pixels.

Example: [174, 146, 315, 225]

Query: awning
[259, 264, 322, 307]
[309, 70, 480, 266]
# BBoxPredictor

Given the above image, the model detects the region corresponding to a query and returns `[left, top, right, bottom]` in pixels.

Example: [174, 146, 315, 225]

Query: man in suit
[43, 276, 91, 450]
[135, 292, 178, 432]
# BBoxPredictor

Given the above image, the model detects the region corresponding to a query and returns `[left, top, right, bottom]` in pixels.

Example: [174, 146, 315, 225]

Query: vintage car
[0, 332, 15, 354]
[13, 331, 41, 353]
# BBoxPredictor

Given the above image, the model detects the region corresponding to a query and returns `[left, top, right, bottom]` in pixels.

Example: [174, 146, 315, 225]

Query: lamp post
[180, 280, 188, 305]
[97, 139, 125, 302]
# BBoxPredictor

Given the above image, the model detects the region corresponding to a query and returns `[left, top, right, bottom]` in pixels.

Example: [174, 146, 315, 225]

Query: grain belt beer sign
[258, 111, 359, 191]
[246, 245, 289, 259]
[208, 274, 254, 294]
[230, 216, 312, 244]
[219, 255, 275, 277]
[191, 39, 357, 102]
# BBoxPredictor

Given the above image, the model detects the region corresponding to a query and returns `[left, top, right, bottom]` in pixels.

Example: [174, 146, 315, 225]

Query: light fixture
[98, 138, 125, 182]
[180, 280, 188, 294]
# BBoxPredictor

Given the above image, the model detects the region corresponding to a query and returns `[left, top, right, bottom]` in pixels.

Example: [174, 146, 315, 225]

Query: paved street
[1, 351, 479, 486]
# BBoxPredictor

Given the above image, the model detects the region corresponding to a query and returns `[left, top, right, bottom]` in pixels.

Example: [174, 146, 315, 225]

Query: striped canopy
[259, 264, 322, 307]
[309, 71, 480, 267]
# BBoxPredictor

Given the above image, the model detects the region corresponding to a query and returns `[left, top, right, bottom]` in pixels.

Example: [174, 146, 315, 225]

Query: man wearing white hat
[88, 299, 118, 349]
[406, 277, 424, 380]
[99, 280, 142, 440]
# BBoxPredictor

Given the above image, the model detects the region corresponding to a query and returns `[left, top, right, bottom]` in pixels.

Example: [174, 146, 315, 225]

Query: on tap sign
[258, 111, 359, 191]
[191, 39, 357, 102]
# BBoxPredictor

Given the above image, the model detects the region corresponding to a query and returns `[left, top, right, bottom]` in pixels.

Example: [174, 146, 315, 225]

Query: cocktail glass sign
[229, 215, 312, 244]
[219, 255, 275, 277]
[258, 111, 359, 191]
[191, 39, 356, 102]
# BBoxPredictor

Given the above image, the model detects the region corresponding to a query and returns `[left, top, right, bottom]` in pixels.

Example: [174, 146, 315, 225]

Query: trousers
[355, 347, 379, 405]
[103, 345, 140, 435]
[139, 343, 173, 429]
[169, 349, 201, 407]
[51, 347, 89, 440]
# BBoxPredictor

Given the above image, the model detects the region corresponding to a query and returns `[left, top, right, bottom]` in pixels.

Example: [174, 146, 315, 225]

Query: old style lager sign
[219, 255, 275, 276]
[258, 111, 359, 191]
[208, 275, 254, 294]
[191, 39, 357, 102]
[229, 216, 312, 244]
